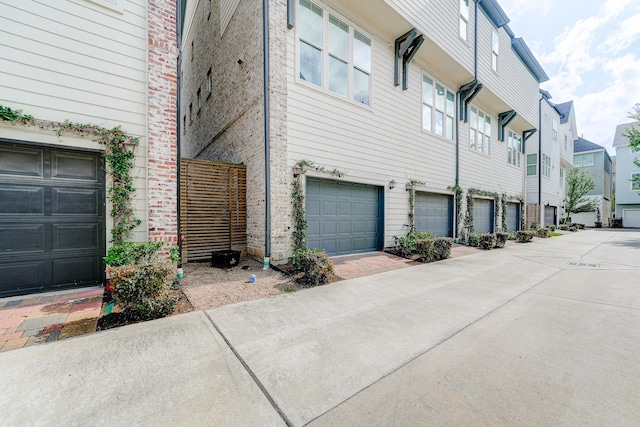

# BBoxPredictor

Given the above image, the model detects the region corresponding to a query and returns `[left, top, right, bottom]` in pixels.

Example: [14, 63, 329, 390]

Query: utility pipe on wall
[263, 0, 271, 269]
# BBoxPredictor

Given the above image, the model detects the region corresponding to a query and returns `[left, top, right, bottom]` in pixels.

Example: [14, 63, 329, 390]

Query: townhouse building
[180, 0, 547, 264]
[525, 95, 575, 227]
[0, 0, 179, 296]
[571, 138, 613, 226]
[613, 121, 640, 227]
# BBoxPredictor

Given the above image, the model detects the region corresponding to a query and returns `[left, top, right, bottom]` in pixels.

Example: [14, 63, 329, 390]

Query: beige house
[181, 0, 547, 264]
[0, 0, 179, 296]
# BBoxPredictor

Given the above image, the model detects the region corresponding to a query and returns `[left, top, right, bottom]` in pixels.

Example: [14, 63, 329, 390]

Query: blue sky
[499, 0, 640, 153]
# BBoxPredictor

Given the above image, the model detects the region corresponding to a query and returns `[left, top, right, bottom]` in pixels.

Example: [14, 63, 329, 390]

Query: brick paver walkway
[0, 287, 103, 352]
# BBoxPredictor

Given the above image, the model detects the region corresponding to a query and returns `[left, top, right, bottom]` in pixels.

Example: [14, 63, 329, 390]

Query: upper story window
[560, 167, 565, 186]
[470, 106, 491, 155]
[298, 0, 372, 106]
[564, 135, 568, 151]
[491, 31, 499, 72]
[422, 75, 455, 140]
[631, 172, 640, 191]
[459, 0, 469, 41]
[552, 118, 558, 141]
[507, 130, 521, 167]
[575, 153, 594, 167]
[526, 154, 537, 176]
[542, 154, 551, 177]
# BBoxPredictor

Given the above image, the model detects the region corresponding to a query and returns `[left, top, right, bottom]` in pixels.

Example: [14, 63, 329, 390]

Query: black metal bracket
[498, 110, 517, 141]
[458, 79, 483, 123]
[523, 128, 537, 151]
[394, 28, 425, 90]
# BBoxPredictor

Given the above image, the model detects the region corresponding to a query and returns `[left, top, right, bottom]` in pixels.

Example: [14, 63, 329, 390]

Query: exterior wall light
[405, 181, 413, 191]
[292, 163, 303, 177]
[389, 179, 396, 189]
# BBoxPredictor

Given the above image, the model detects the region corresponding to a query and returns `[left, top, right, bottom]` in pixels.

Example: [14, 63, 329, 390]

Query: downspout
[176, 0, 183, 263]
[538, 95, 543, 226]
[474, 0, 480, 79]
[455, 91, 460, 241]
[263, 0, 271, 269]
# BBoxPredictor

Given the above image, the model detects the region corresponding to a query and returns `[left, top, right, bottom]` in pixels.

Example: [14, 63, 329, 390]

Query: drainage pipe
[263, 0, 271, 269]
[176, 0, 183, 262]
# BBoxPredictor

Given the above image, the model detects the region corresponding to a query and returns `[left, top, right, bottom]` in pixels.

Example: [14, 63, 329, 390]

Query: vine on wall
[291, 160, 346, 252]
[407, 179, 426, 233]
[466, 188, 500, 231]
[1, 105, 140, 244]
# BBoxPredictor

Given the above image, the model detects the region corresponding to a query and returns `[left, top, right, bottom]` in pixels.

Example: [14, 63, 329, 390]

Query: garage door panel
[52, 224, 99, 250]
[52, 188, 100, 215]
[306, 200, 320, 216]
[473, 199, 494, 234]
[0, 224, 45, 253]
[506, 203, 520, 233]
[52, 152, 99, 181]
[0, 146, 43, 177]
[52, 257, 99, 285]
[623, 210, 640, 227]
[0, 260, 46, 289]
[306, 179, 382, 256]
[0, 186, 44, 214]
[415, 193, 453, 237]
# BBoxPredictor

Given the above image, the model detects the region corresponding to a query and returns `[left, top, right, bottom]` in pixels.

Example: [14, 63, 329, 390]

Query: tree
[564, 167, 596, 221]
[623, 104, 640, 190]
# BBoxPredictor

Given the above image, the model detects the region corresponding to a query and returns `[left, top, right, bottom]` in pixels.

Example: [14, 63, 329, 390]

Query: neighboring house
[180, 0, 547, 263]
[613, 121, 640, 227]
[571, 138, 613, 226]
[0, 0, 179, 297]
[525, 94, 575, 228]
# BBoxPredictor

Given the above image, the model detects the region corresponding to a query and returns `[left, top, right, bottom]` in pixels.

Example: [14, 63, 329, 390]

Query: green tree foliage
[623, 104, 640, 192]
[564, 167, 596, 220]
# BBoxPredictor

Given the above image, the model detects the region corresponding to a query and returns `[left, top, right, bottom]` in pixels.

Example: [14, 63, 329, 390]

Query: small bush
[507, 232, 517, 240]
[432, 237, 453, 261]
[515, 230, 535, 243]
[292, 248, 334, 287]
[530, 222, 540, 231]
[537, 228, 551, 238]
[414, 239, 435, 260]
[558, 225, 569, 231]
[494, 232, 509, 248]
[548, 225, 557, 232]
[576, 223, 585, 230]
[478, 233, 495, 250]
[569, 226, 578, 232]
[397, 231, 433, 257]
[104, 241, 164, 267]
[468, 232, 483, 247]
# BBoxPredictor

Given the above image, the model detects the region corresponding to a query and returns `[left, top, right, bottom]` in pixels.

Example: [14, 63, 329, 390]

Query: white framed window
[583, 153, 595, 166]
[631, 173, 640, 191]
[459, 0, 469, 41]
[527, 154, 537, 176]
[507, 130, 521, 167]
[422, 75, 455, 140]
[564, 135, 568, 151]
[552, 118, 558, 141]
[573, 155, 582, 166]
[298, 0, 372, 106]
[470, 106, 491, 155]
[86, 0, 124, 13]
[542, 154, 551, 177]
[491, 31, 499, 72]
[560, 167, 565, 187]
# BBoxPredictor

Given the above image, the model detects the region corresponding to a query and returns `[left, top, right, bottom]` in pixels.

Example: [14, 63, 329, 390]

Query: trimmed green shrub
[494, 232, 509, 248]
[432, 237, 453, 261]
[515, 230, 535, 243]
[569, 226, 578, 232]
[558, 225, 569, 231]
[537, 228, 551, 238]
[104, 241, 164, 267]
[548, 225, 557, 232]
[530, 222, 540, 231]
[292, 248, 334, 287]
[468, 232, 483, 247]
[478, 233, 496, 250]
[414, 238, 435, 260]
[507, 231, 517, 240]
[397, 231, 433, 257]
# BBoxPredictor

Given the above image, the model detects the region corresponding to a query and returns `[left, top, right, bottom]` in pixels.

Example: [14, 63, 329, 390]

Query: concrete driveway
[1, 229, 639, 426]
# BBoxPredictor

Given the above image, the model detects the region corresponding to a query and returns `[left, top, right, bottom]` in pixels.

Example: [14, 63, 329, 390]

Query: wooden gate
[180, 159, 246, 262]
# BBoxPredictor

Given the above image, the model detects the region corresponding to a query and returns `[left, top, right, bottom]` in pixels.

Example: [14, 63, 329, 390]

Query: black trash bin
[211, 250, 241, 268]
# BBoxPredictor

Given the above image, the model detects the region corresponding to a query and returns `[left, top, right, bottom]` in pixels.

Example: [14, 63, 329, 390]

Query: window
[552, 118, 558, 141]
[422, 75, 455, 140]
[298, 0, 372, 106]
[491, 31, 499, 72]
[206, 67, 213, 98]
[459, 0, 469, 41]
[86, 0, 124, 12]
[632, 173, 640, 191]
[542, 154, 551, 177]
[470, 106, 491, 155]
[196, 88, 202, 114]
[527, 154, 537, 176]
[507, 130, 521, 167]
[573, 154, 582, 167]
[560, 168, 564, 187]
[583, 153, 594, 166]
[564, 135, 568, 151]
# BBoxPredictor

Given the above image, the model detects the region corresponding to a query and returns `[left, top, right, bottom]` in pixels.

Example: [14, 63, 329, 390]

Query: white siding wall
[287, 3, 458, 248]
[0, 0, 149, 242]
[220, 0, 241, 35]
[525, 131, 539, 204]
[616, 146, 640, 204]
[539, 100, 561, 211]
[475, 12, 538, 126]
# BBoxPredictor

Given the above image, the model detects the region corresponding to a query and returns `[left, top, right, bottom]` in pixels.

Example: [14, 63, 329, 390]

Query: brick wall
[147, 0, 179, 246]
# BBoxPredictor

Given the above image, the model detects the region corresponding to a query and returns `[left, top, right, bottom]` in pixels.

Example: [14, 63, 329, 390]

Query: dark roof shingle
[574, 137, 604, 153]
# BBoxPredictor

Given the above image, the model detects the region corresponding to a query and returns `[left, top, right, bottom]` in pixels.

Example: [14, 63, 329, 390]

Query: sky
[498, 0, 640, 154]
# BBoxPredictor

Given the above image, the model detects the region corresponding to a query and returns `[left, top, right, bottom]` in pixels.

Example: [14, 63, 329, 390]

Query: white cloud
[599, 13, 640, 54]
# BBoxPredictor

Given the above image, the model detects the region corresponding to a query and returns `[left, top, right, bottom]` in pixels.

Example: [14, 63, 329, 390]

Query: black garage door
[506, 202, 520, 233]
[473, 198, 494, 233]
[415, 192, 453, 237]
[0, 143, 105, 297]
[306, 178, 383, 256]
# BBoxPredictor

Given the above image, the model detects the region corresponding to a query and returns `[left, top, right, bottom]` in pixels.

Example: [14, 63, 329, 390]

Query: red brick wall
[147, 0, 179, 245]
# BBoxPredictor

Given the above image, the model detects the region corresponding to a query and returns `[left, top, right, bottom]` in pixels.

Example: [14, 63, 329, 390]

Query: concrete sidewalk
[1, 229, 639, 426]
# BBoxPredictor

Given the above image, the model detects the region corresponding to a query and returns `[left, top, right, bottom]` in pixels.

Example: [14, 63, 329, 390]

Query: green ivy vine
[291, 160, 347, 252]
[1, 105, 140, 245]
[448, 183, 463, 237]
[406, 179, 425, 233]
[466, 188, 500, 231]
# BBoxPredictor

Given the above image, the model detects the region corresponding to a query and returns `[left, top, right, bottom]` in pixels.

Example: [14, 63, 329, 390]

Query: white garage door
[623, 209, 640, 227]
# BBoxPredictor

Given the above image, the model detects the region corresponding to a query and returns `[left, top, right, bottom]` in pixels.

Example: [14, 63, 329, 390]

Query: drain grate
[568, 262, 599, 268]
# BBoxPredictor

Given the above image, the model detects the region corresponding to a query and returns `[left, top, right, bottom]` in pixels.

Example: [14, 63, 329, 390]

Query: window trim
[459, 0, 470, 42]
[422, 73, 456, 141]
[526, 153, 537, 176]
[631, 172, 640, 191]
[542, 153, 551, 178]
[491, 30, 499, 72]
[582, 153, 595, 167]
[86, 0, 124, 13]
[297, 0, 373, 107]
[507, 129, 521, 167]
[469, 105, 492, 155]
[552, 118, 558, 141]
